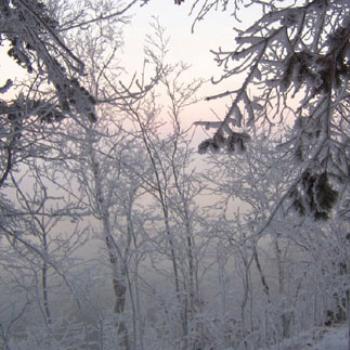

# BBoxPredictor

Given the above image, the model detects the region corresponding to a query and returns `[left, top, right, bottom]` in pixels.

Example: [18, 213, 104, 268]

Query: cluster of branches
[0, 0, 154, 190]
[1, 1, 350, 350]
[191, 0, 350, 222]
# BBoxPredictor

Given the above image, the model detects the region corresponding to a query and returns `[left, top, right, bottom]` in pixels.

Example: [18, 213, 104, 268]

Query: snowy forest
[1, 0, 350, 349]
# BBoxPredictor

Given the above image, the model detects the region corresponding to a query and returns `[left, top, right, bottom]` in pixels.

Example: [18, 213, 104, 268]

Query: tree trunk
[274, 240, 291, 339]
[42, 232, 52, 327]
[89, 143, 130, 350]
[113, 275, 129, 350]
[348, 300, 350, 350]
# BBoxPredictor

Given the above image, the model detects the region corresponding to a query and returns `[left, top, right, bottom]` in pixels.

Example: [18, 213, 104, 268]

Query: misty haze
[1, 1, 350, 350]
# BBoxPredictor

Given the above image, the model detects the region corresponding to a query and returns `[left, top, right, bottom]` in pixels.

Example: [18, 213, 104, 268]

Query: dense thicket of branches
[194, 0, 350, 221]
[1, 1, 350, 350]
[0, 0, 147, 188]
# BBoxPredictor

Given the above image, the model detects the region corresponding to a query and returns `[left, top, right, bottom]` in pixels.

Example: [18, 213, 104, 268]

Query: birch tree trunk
[89, 139, 130, 350]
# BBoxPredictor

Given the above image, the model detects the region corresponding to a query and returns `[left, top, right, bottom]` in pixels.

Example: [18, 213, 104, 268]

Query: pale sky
[122, 0, 261, 81]
[122, 0, 234, 79]
[121, 0, 239, 134]
[120, 0, 263, 135]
